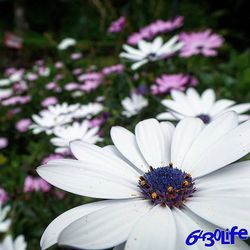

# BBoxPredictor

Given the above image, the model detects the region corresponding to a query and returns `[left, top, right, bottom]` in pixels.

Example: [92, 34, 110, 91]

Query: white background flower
[0, 235, 27, 250]
[120, 36, 183, 70]
[37, 113, 250, 250]
[30, 103, 79, 134]
[58, 38, 76, 50]
[121, 93, 148, 117]
[157, 88, 250, 123]
[73, 102, 103, 119]
[0, 89, 13, 100]
[51, 121, 103, 153]
[0, 79, 11, 87]
[31, 102, 104, 134]
[0, 204, 11, 233]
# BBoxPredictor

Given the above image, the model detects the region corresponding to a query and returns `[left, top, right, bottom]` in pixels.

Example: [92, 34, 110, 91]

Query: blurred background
[0, 1, 250, 249]
[0, 0, 250, 68]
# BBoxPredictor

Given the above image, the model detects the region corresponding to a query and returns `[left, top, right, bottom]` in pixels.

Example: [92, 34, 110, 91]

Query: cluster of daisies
[31, 102, 104, 153]
[0, 14, 250, 250]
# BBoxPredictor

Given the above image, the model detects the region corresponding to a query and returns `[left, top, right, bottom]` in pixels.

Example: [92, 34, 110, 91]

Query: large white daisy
[121, 93, 148, 118]
[120, 36, 183, 70]
[51, 121, 103, 153]
[157, 88, 250, 123]
[37, 113, 250, 250]
[0, 235, 27, 250]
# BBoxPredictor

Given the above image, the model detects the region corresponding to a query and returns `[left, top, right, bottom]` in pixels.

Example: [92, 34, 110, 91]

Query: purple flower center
[197, 45, 204, 51]
[147, 53, 157, 61]
[197, 114, 211, 124]
[139, 165, 195, 208]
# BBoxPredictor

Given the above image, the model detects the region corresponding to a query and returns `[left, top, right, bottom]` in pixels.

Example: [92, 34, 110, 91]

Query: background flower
[179, 29, 224, 57]
[157, 88, 250, 123]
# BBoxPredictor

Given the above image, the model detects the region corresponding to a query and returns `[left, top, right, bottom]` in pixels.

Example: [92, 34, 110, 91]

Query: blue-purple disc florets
[139, 165, 195, 208]
[197, 114, 211, 124]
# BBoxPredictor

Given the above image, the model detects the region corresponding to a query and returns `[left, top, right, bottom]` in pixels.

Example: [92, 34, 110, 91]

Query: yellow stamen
[151, 192, 157, 199]
[140, 180, 146, 186]
[167, 186, 173, 193]
[183, 180, 189, 187]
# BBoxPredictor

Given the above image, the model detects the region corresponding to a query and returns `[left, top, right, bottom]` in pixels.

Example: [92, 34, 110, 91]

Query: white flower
[71, 91, 83, 98]
[31, 103, 103, 134]
[157, 88, 250, 123]
[0, 89, 13, 100]
[73, 102, 104, 119]
[9, 71, 23, 82]
[0, 79, 11, 87]
[121, 93, 148, 117]
[51, 121, 103, 153]
[120, 36, 183, 70]
[39, 67, 50, 77]
[58, 38, 76, 50]
[30, 103, 79, 134]
[0, 235, 27, 250]
[0, 204, 11, 233]
[37, 114, 250, 250]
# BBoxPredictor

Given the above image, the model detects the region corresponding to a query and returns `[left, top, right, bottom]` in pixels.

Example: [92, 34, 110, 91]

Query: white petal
[186, 195, 250, 233]
[157, 35, 180, 55]
[157, 111, 185, 121]
[119, 52, 144, 61]
[40, 200, 117, 249]
[160, 122, 175, 165]
[151, 37, 163, 53]
[186, 88, 203, 114]
[137, 40, 151, 53]
[172, 208, 206, 250]
[123, 45, 145, 57]
[58, 199, 152, 249]
[156, 112, 179, 120]
[209, 99, 235, 116]
[0, 236, 13, 250]
[131, 59, 148, 70]
[238, 115, 250, 122]
[195, 161, 250, 197]
[14, 235, 27, 250]
[135, 119, 165, 168]
[201, 89, 216, 113]
[70, 141, 139, 178]
[182, 112, 238, 174]
[103, 145, 133, 165]
[161, 99, 196, 116]
[171, 118, 204, 168]
[125, 205, 176, 250]
[227, 103, 250, 114]
[37, 159, 140, 199]
[111, 126, 148, 172]
[188, 117, 250, 178]
[171, 89, 197, 114]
